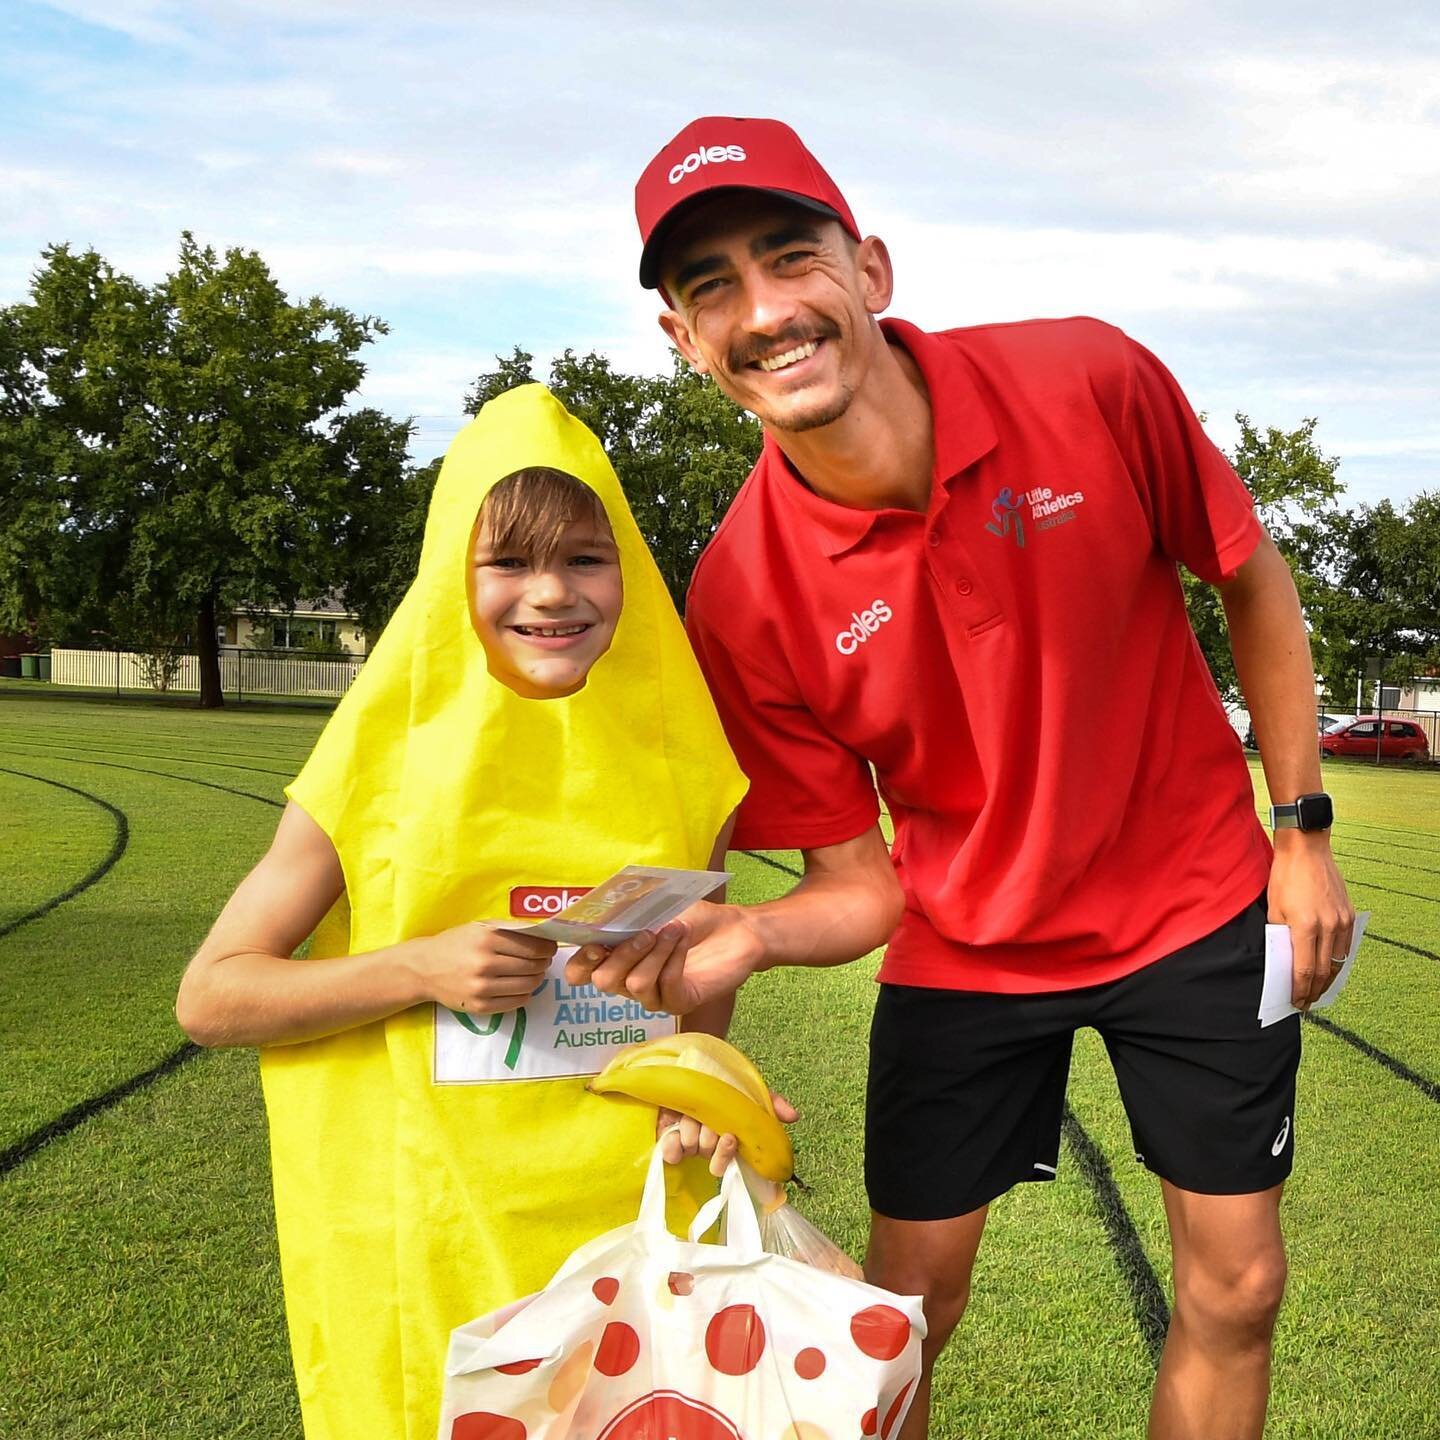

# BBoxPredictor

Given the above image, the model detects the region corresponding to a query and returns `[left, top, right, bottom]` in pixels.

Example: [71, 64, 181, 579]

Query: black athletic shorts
[865, 891, 1301, 1220]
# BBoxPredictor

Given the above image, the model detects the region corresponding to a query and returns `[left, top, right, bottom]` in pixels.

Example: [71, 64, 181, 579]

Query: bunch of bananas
[588, 1032, 794, 1182]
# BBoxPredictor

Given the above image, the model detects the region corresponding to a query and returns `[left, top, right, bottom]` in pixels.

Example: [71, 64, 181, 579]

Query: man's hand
[564, 900, 765, 1015]
[1268, 830, 1355, 1008]
[409, 922, 557, 1016]
[657, 1092, 800, 1177]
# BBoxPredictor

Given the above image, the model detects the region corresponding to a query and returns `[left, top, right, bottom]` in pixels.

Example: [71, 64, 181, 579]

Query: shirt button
[927, 530, 941, 547]
[955, 578, 974, 596]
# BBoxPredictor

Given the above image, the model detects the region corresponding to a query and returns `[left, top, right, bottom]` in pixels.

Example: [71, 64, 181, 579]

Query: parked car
[1320, 716, 1430, 762]
[1318, 713, 1355, 733]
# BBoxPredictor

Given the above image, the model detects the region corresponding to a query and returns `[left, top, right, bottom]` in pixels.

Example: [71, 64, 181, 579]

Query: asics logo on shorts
[1271, 1115, 1291, 1155]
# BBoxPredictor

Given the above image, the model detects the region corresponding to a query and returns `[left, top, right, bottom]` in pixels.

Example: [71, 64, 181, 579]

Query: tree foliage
[1182, 415, 1345, 700]
[0, 236, 412, 704]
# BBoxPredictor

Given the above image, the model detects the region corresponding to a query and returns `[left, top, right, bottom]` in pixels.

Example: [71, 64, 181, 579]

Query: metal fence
[49, 646, 365, 702]
[1225, 702, 1439, 761]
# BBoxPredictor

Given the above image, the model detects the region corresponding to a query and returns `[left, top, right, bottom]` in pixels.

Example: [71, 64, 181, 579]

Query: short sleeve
[1123, 339, 1263, 583]
[686, 606, 879, 852]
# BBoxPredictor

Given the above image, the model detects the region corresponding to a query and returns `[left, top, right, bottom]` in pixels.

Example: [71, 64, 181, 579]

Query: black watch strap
[1270, 792, 1334, 832]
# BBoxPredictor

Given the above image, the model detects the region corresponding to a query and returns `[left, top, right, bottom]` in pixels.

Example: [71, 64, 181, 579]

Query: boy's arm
[175, 802, 554, 1047]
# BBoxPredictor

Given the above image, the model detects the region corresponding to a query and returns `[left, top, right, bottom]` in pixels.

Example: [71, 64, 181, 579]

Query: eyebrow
[671, 222, 826, 294]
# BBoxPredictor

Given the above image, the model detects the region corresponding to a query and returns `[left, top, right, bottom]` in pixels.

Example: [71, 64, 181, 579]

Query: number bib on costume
[433, 948, 676, 1084]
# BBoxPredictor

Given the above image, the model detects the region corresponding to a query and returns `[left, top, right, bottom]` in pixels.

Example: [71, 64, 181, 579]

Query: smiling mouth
[754, 339, 820, 373]
[512, 623, 591, 638]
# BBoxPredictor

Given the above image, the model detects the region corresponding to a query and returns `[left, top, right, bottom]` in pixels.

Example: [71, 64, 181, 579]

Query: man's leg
[866, 1206, 990, 1440]
[1150, 1183, 1287, 1440]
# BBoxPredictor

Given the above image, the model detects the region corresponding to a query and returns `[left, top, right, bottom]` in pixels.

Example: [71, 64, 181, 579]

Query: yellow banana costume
[260, 384, 747, 1440]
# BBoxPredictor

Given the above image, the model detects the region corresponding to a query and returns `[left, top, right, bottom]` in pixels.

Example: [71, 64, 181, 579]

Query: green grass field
[2, 685, 1437, 1438]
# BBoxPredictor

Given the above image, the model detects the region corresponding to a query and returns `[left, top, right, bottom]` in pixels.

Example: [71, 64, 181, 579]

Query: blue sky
[3, 0, 1437, 504]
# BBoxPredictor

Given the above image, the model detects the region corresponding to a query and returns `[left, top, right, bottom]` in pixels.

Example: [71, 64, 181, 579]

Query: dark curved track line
[1304, 1014, 1440, 1105]
[1367, 931, 1440, 965]
[1344, 878, 1440, 909]
[0, 767, 130, 941]
[0, 748, 284, 810]
[1331, 817, 1440, 845]
[1333, 848, 1440, 880]
[3, 734, 295, 780]
[1335, 832, 1440, 860]
[0, 1043, 203, 1178]
[4, 727, 314, 773]
[740, 850, 804, 879]
[1062, 1109, 1170, 1363]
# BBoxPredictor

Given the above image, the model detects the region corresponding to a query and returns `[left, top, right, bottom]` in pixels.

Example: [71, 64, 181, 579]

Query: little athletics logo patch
[984, 485, 1087, 548]
[433, 887, 675, 1084]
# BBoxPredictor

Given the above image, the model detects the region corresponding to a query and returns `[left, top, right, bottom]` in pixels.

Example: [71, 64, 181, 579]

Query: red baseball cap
[635, 116, 860, 290]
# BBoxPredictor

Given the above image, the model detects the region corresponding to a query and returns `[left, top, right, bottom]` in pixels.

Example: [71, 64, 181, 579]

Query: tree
[1182, 415, 1345, 700]
[460, 347, 760, 606]
[1313, 492, 1440, 706]
[0, 235, 411, 705]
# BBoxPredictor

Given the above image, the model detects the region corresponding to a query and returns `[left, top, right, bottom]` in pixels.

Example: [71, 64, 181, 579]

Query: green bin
[38, 653, 51, 681]
[20, 654, 38, 679]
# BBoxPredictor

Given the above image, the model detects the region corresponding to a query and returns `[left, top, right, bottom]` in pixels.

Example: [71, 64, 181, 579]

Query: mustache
[730, 324, 838, 372]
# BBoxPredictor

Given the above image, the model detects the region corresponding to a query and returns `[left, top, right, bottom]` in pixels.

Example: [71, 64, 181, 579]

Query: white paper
[1259, 911, 1371, 1027]
[434, 946, 677, 1083]
[496, 865, 729, 948]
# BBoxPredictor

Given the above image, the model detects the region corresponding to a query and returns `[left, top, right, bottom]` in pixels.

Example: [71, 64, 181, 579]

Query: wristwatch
[1269, 792, 1334, 832]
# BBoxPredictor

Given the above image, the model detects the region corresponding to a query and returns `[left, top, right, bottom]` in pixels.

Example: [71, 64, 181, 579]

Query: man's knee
[865, 1211, 986, 1343]
[1175, 1245, 1288, 1341]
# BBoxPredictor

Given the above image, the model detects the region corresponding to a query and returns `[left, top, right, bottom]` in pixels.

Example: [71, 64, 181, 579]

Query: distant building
[220, 596, 369, 655]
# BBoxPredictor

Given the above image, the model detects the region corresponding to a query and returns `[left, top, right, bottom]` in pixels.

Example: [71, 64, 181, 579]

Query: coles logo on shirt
[510, 885, 588, 918]
[834, 598, 894, 655]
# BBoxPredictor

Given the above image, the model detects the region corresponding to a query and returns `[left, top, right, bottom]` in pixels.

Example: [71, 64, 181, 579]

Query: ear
[658, 309, 709, 375]
[855, 235, 894, 316]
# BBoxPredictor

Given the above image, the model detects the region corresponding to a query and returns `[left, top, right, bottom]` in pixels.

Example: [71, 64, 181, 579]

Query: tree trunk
[197, 593, 224, 709]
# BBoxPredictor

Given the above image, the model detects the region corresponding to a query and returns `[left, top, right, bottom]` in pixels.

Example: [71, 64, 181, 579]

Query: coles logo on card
[509, 886, 588, 919]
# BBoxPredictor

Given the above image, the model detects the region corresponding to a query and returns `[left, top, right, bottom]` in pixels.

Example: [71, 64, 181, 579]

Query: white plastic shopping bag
[438, 1145, 926, 1439]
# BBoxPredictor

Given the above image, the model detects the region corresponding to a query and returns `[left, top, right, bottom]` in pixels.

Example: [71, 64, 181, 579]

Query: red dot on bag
[592, 1277, 620, 1305]
[668, 1271, 695, 1296]
[861, 1408, 878, 1436]
[705, 1304, 766, 1375]
[850, 1305, 911, 1361]
[882, 1381, 914, 1439]
[495, 1358, 543, 1376]
[794, 1347, 826, 1379]
[452, 1413, 526, 1440]
[595, 1321, 641, 1376]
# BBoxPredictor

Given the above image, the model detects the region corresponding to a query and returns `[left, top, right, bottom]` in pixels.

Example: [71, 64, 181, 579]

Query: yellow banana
[588, 1033, 794, 1182]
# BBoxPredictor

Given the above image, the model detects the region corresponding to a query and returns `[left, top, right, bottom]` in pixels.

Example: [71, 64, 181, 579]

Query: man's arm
[1218, 530, 1355, 1006]
[568, 823, 904, 1015]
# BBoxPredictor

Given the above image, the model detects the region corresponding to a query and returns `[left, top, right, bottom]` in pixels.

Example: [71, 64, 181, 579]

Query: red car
[1320, 716, 1431, 761]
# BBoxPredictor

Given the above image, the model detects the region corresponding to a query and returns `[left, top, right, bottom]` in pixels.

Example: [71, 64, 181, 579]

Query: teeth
[757, 341, 818, 372]
[516, 624, 586, 637]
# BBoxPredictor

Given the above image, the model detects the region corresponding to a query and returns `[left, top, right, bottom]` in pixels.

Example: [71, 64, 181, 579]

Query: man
[572, 116, 1354, 1440]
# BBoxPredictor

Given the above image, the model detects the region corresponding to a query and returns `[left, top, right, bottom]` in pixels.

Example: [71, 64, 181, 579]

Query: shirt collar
[762, 317, 998, 559]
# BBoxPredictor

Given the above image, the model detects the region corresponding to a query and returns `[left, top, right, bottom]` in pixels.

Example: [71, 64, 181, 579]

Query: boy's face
[468, 512, 623, 699]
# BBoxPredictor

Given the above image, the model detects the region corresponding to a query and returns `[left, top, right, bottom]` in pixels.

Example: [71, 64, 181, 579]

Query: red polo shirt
[686, 316, 1273, 994]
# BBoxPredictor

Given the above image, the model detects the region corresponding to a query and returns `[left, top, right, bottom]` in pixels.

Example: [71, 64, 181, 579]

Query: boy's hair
[476, 467, 611, 563]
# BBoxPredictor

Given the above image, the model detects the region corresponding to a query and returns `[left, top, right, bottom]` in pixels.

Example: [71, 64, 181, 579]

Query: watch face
[1296, 793, 1334, 831]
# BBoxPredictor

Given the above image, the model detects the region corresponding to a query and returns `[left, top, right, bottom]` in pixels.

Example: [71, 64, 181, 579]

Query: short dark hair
[475, 467, 611, 563]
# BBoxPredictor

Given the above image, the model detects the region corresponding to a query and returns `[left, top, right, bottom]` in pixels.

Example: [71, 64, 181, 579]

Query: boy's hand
[410, 922, 556, 1016]
[565, 900, 765, 1015]
[658, 1092, 799, 1176]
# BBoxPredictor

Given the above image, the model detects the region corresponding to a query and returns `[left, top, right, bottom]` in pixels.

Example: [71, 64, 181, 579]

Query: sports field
[1, 685, 1436, 1439]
